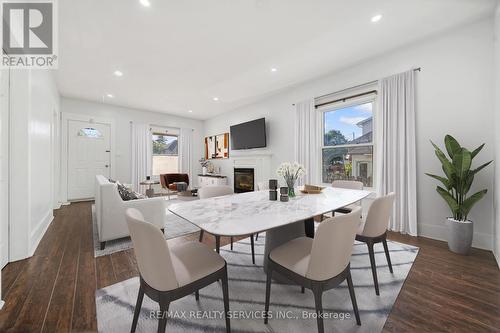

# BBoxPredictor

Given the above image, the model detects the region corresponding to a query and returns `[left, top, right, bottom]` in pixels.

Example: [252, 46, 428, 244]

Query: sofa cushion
[117, 183, 146, 201]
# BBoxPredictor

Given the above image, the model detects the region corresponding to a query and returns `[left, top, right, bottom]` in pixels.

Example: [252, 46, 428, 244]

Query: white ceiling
[57, 0, 496, 120]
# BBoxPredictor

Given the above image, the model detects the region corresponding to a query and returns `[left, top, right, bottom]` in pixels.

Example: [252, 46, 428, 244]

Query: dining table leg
[215, 235, 220, 253]
[263, 220, 306, 283]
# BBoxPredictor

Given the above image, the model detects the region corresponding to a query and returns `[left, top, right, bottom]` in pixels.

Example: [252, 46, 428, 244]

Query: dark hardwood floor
[1, 201, 499, 332]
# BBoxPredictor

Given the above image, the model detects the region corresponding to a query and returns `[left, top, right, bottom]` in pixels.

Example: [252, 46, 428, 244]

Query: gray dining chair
[331, 180, 364, 214]
[126, 208, 230, 333]
[356, 192, 395, 295]
[198, 186, 257, 264]
[264, 207, 362, 333]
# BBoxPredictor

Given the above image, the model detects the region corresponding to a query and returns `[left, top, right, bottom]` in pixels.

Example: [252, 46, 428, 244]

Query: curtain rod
[292, 67, 421, 106]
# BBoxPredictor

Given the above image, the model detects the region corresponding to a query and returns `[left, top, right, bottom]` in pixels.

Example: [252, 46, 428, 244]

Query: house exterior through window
[152, 132, 179, 175]
[321, 98, 374, 188]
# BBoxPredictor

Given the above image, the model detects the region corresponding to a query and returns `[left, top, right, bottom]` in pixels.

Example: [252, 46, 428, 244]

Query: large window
[152, 133, 179, 175]
[322, 101, 374, 187]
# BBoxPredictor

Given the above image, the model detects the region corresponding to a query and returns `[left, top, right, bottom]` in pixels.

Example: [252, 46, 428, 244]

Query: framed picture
[205, 133, 229, 159]
[215, 133, 229, 158]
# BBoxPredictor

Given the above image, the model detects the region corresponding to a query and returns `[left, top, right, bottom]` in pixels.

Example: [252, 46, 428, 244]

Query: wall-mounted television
[230, 118, 267, 150]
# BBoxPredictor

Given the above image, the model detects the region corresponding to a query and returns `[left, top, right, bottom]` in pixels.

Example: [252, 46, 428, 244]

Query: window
[322, 101, 374, 187]
[78, 127, 102, 138]
[152, 133, 179, 175]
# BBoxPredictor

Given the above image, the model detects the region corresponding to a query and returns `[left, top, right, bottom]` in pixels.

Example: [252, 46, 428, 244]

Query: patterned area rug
[92, 201, 200, 257]
[95, 234, 418, 332]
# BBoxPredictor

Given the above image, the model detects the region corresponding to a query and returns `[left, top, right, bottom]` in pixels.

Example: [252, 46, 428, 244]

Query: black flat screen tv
[230, 118, 266, 150]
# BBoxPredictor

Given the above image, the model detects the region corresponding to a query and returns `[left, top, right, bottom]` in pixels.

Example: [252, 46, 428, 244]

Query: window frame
[318, 94, 376, 190]
[151, 130, 180, 176]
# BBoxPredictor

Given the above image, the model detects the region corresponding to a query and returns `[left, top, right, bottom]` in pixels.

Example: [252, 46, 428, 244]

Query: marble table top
[168, 187, 371, 237]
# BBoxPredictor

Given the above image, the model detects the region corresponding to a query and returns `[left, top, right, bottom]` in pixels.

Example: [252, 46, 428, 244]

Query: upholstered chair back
[198, 186, 234, 199]
[360, 192, 395, 237]
[307, 207, 362, 280]
[126, 208, 178, 291]
[332, 180, 364, 190]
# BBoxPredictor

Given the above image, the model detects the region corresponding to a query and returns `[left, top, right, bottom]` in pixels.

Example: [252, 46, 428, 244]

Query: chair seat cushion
[168, 241, 225, 287]
[269, 237, 313, 277]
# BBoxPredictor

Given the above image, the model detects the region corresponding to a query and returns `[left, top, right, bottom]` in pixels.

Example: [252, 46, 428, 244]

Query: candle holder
[269, 189, 277, 201]
[269, 179, 278, 190]
[280, 187, 289, 202]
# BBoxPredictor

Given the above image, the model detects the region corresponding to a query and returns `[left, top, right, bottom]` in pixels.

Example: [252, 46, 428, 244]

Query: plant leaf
[425, 173, 451, 190]
[436, 186, 459, 216]
[464, 173, 474, 194]
[431, 141, 455, 179]
[471, 161, 492, 175]
[452, 148, 471, 180]
[444, 135, 461, 159]
[462, 189, 487, 218]
[471, 143, 485, 159]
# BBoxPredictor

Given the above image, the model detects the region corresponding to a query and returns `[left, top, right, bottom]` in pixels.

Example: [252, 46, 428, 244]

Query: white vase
[202, 167, 207, 175]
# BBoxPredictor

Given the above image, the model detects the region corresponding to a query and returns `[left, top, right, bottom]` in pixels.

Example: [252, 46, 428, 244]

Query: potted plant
[426, 135, 492, 255]
[276, 162, 305, 198]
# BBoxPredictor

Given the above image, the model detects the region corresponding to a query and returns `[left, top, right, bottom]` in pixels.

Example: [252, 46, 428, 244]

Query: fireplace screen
[234, 168, 254, 193]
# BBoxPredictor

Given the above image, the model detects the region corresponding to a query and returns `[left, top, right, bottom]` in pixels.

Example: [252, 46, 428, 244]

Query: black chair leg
[367, 242, 380, 295]
[250, 235, 255, 264]
[382, 239, 393, 273]
[346, 269, 361, 325]
[230, 237, 233, 250]
[215, 235, 220, 253]
[301, 286, 305, 293]
[221, 268, 231, 333]
[198, 230, 204, 242]
[195, 290, 199, 301]
[157, 300, 169, 333]
[264, 267, 272, 324]
[255, 233, 259, 241]
[131, 286, 144, 333]
[312, 285, 324, 333]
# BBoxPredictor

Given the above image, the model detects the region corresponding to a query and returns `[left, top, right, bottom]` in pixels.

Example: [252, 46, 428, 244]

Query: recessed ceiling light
[371, 14, 382, 23]
[106, 93, 114, 98]
[188, 110, 193, 113]
[270, 67, 277, 72]
[113, 70, 123, 77]
[140, 0, 151, 7]
[212, 97, 219, 101]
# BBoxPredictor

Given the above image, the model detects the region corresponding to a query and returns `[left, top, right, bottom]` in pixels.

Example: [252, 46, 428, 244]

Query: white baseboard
[29, 210, 54, 256]
[419, 223, 493, 250]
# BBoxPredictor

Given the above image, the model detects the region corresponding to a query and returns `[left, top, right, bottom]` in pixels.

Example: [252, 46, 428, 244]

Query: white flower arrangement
[276, 162, 305, 196]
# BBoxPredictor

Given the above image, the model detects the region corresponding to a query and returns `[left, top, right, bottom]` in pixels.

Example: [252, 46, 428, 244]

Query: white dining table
[168, 187, 371, 272]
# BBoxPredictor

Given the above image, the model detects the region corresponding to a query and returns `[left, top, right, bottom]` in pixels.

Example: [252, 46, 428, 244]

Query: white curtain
[376, 70, 417, 235]
[130, 122, 152, 192]
[179, 128, 193, 182]
[294, 98, 320, 185]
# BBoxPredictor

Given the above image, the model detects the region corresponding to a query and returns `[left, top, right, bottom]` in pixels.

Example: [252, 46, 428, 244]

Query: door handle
[105, 165, 109, 168]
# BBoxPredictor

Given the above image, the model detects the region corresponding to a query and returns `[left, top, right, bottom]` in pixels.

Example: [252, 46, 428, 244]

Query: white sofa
[95, 175, 166, 249]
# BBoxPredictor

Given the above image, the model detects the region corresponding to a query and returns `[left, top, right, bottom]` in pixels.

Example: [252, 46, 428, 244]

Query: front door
[67, 120, 111, 200]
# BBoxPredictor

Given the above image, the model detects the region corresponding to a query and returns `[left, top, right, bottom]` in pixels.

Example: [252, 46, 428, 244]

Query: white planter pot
[445, 218, 473, 255]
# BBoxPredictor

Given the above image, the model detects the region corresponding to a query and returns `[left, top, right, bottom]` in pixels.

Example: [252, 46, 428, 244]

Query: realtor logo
[1, 0, 58, 68]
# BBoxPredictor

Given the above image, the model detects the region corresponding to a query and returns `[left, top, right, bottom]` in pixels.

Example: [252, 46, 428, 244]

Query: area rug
[92, 200, 200, 257]
[95, 234, 419, 332]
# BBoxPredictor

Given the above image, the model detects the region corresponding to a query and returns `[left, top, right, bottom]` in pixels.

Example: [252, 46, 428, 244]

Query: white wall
[60, 98, 204, 197]
[9, 69, 60, 261]
[493, 3, 500, 265]
[205, 18, 495, 250]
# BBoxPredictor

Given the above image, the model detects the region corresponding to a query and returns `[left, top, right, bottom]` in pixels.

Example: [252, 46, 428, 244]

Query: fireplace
[234, 168, 254, 193]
